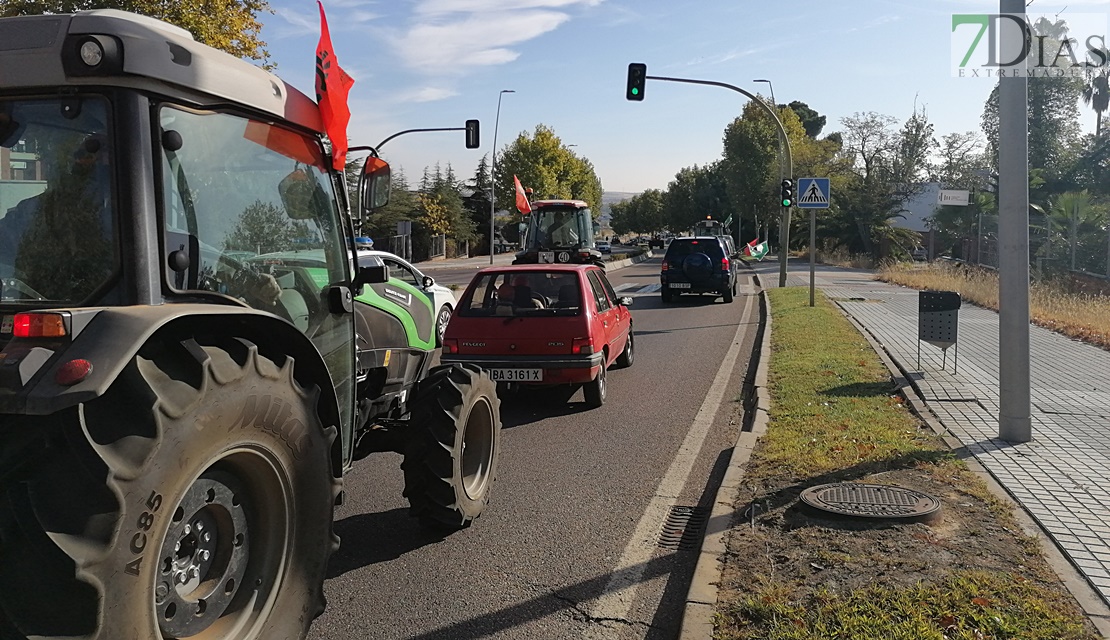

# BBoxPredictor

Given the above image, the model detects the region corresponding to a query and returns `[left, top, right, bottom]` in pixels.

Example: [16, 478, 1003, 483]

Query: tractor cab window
[158, 106, 348, 334]
[529, 207, 595, 250]
[0, 97, 117, 305]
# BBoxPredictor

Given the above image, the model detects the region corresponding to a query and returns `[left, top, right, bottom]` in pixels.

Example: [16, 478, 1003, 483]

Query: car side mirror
[619, 296, 633, 307]
[422, 275, 435, 289]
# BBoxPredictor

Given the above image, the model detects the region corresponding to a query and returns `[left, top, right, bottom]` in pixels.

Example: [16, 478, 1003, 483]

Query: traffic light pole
[640, 74, 794, 286]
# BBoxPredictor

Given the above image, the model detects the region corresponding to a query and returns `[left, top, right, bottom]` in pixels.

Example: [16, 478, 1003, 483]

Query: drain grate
[659, 505, 709, 549]
[799, 483, 941, 524]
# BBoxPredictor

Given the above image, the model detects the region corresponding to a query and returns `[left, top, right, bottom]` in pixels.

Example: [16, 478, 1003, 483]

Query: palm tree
[1081, 69, 1109, 138]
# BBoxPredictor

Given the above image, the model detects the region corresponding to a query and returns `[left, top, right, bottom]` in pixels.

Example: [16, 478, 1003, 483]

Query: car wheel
[435, 304, 452, 347]
[722, 286, 734, 303]
[583, 360, 607, 408]
[661, 289, 673, 304]
[615, 330, 634, 369]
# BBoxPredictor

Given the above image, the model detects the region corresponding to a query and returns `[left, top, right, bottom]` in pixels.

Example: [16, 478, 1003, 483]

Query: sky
[258, 0, 1106, 194]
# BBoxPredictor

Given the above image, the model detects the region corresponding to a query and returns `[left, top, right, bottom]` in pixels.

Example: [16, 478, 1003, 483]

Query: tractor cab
[514, 199, 603, 266]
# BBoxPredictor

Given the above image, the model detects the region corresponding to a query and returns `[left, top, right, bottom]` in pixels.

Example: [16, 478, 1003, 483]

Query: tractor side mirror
[354, 264, 389, 290]
[422, 275, 435, 289]
[359, 156, 391, 215]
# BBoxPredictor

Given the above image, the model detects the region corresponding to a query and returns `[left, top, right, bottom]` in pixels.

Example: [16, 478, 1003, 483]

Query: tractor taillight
[13, 313, 67, 339]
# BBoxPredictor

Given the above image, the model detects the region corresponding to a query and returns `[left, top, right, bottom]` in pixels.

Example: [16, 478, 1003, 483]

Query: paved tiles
[754, 262, 1110, 608]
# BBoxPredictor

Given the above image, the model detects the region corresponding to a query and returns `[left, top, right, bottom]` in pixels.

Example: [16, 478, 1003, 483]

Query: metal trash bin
[918, 290, 960, 372]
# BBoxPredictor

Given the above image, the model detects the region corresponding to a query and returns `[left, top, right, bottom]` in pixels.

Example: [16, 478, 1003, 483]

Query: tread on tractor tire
[583, 359, 607, 408]
[402, 364, 501, 531]
[615, 330, 635, 369]
[0, 337, 339, 640]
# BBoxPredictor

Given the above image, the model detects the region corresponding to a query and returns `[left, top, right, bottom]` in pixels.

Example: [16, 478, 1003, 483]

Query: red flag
[315, 1, 354, 171]
[514, 175, 532, 214]
[744, 238, 758, 257]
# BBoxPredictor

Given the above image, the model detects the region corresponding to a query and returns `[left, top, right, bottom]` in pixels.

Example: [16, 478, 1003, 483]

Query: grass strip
[714, 287, 1097, 640]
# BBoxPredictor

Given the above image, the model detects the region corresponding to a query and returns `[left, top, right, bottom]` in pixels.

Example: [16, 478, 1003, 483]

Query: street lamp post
[490, 89, 515, 265]
[755, 78, 791, 288]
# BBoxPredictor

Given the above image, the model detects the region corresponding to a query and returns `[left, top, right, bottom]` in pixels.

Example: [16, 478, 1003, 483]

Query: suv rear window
[665, 239, 724, 259]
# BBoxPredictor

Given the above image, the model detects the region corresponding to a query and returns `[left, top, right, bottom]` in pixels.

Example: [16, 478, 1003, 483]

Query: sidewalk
[411, 252, 516, 271]
[751, 259, 1110, 623]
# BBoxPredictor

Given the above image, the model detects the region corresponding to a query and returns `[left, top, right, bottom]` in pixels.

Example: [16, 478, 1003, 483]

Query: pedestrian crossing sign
[797, 177, 830, 209]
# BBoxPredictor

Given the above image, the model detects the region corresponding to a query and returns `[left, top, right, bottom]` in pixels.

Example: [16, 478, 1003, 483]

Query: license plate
[0, 316, 11, 334]
[669, 283, 691, 289]
[539, 252, 555, 264]
[489, 368, 543, 382]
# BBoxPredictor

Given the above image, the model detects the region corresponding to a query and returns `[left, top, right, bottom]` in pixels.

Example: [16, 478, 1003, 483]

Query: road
[310, 257, 760, 640]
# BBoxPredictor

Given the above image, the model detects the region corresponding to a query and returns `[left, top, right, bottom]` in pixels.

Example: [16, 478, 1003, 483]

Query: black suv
[660, 236, 737, 303]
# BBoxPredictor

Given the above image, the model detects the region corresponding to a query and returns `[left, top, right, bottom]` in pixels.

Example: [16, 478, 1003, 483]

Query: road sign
[937, 189, 970, 206]
[797, 178, 830, 209]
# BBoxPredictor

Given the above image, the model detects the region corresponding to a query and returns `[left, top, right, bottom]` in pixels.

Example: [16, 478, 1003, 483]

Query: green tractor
[0, 10, 502, 640]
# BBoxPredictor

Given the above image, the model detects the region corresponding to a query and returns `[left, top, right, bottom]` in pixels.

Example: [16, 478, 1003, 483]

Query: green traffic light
[782, 199, 791, 207]
[631, 88, 639, 95]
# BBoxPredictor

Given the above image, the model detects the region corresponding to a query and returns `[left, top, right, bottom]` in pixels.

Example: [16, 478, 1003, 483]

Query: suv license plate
[489, 368, 543, 382]
[669, 283, 691, 289]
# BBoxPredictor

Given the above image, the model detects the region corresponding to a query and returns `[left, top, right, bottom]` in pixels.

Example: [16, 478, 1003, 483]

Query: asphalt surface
[309, 257, 760, 640]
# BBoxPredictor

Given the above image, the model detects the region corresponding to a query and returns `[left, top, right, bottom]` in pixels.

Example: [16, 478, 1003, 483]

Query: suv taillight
[661, 260, 669, 272]
[721, 256, 730, 271]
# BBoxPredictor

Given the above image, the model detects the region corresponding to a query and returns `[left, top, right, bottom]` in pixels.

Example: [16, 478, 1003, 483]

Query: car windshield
[0, 97, 117, 304]
[459, 271, 582, 317]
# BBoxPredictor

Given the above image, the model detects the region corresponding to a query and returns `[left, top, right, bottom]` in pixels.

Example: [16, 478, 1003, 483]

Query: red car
[440, 264, 634, 407]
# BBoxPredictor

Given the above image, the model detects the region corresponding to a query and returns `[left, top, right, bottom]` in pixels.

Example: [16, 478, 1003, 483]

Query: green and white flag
[744, 239, 769, 261]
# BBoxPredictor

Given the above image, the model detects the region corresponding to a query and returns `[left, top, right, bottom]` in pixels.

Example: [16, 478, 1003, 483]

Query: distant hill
[602, 191, 639, 209]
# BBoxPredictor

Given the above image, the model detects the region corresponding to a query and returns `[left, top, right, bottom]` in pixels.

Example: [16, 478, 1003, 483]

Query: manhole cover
[799, 483, 941, 524]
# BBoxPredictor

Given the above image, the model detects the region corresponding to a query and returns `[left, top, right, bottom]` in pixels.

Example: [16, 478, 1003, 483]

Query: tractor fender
[5, 305, 344, 474]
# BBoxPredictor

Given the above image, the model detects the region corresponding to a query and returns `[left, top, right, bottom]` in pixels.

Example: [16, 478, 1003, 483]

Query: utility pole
[997, 0, 1031, 442]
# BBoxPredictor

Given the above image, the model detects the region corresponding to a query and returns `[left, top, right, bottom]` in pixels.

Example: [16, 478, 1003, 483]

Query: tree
[1081, 70, 1109, 139]
[787, 101, 827, 138]
[665, 163, 729, 233]
[831, 110, 932, 256]
[720, 102, 778, 237]
[361, 167, 417, 243]
[495, 124, 603, 216]
[932, 131, 987, 190]
[2, 0, 274, 65]
[610, 189, 666, 236]
[225, 200, 309, 254]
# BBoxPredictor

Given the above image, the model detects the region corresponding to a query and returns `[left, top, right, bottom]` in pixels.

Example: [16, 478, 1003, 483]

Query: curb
[604, 249, 654, 270]
[833, 301, 1110, 639]
[678, 269, 771, 640]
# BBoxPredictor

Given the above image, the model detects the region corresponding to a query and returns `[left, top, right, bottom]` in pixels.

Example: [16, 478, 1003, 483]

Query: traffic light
[626, 63, 646, 101]
[780, 178, 795, 207]
[465, 119, 480, 149]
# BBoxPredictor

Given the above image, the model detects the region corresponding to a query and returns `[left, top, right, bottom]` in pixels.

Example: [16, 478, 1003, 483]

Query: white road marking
[612, 283, 639, 293]
[582, 288, 755, 636]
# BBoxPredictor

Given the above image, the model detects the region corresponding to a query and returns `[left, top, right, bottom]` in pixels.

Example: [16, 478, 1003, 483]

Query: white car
[356, 249, 457, 346]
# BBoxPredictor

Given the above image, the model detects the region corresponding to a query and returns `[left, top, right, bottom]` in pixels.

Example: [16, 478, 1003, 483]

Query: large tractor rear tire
[402, 364, 501, 531]
[0, 337, 339, 640]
